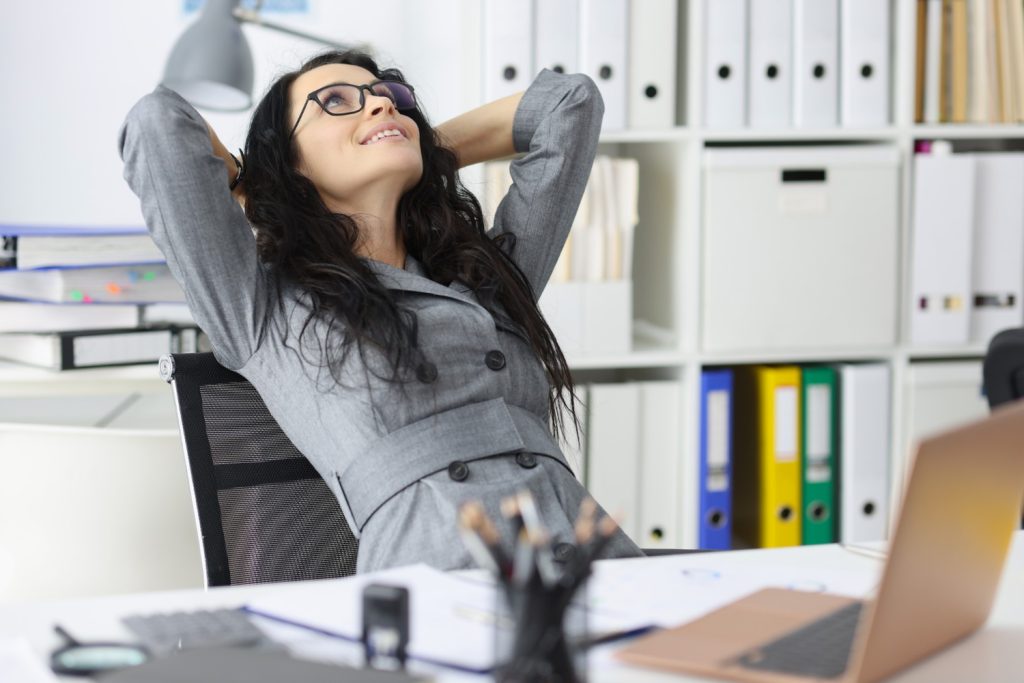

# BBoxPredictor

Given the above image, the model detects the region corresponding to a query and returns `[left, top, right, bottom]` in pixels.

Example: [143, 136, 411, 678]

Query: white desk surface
[1, 535, 1022, 682]
[0, 361, 164, 397]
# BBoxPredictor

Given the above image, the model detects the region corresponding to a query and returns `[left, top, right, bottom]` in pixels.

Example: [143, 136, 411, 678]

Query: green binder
[800, 367, 837, 545]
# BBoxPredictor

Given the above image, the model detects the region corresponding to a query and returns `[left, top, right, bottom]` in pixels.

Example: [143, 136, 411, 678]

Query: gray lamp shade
[162, 0, 254, 111]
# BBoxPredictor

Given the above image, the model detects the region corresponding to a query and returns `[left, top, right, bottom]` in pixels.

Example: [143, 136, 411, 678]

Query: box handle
[781, 169, 827, 183]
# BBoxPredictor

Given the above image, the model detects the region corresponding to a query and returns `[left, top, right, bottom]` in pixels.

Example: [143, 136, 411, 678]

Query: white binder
[481, 0, 533, 102]
[628, 0, 677, 129]
[703, 0, 748, 128]
[793, 0, 839, 127]
[586, 382, 641, 542]
[748, 0, 793, 128]
[534, 0, 578, 76]
[969, 153, 1024, 345]
[839, 0, 891, 126]
[579, 0, 629, 131]
[909, 150, 975, 346]
[839, 363, 890, 543]
[638, 381, 683, 549]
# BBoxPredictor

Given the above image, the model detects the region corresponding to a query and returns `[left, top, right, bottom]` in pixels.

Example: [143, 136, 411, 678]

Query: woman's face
[288, 64, 423, 209]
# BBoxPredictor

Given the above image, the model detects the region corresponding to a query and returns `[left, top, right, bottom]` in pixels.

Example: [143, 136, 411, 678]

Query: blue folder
[699, 369, 734, 550]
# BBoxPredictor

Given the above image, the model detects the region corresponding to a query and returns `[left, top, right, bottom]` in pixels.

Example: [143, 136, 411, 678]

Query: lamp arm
[232, 7, 368, 52]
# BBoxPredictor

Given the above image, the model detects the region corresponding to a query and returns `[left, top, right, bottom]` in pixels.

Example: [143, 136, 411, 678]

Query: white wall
[0, 0, 481, 229]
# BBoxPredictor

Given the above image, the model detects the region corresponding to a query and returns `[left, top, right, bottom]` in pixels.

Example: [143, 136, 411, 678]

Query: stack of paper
[0, 224, 194, 370]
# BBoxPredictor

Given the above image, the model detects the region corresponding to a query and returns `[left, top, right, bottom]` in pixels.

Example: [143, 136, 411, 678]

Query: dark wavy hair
[241, 50, 579, 441]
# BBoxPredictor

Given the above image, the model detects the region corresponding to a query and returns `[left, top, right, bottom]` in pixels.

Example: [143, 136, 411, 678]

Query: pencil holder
[493, 567, 589, 683]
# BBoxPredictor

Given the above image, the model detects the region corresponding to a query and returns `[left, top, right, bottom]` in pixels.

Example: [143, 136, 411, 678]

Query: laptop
[618, 399, 1024, 683]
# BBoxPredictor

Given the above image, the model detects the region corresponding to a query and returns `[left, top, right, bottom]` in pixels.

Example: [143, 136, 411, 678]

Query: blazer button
[447, 460, 470, 482]
[515, 452, 538, 469]
[485, 350, 506, 371]
[553, 542, 577, 563]
[416, 361, 438, 383]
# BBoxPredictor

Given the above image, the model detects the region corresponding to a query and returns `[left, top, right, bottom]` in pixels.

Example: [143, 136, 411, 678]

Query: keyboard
[732, 601, 864, 679]
[123, 608, 279, 657]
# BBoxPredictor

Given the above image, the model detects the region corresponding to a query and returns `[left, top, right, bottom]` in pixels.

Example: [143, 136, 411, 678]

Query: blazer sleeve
[488, 69, 604, 300]
[118, 85, 268, 370]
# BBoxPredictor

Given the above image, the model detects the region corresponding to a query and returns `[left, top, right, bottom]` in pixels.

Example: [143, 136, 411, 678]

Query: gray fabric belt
[339, 398, 568, 531]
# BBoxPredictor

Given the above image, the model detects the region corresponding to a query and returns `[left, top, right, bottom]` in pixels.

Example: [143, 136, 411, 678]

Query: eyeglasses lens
[319, 85, 363, 114]
[371, 82, 416, 110]
[318, 82, 416, 115]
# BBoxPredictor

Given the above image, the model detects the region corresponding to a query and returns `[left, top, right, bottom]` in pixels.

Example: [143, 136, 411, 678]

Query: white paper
[246, 564, 495, 671]
[0, 638, 59, 683]
[588, 552, 881, 629]
[246, 562, 655, 673]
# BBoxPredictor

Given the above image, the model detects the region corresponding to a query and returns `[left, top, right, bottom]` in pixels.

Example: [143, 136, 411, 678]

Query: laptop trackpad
[618, 588, 863, 680]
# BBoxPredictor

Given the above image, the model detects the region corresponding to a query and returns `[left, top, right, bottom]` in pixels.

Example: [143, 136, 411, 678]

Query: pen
[515, 491, 558, 586]
[458, 503, 501, 574]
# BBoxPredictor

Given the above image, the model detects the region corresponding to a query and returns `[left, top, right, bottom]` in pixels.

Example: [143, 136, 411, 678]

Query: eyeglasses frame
[287, 79, 417, 141]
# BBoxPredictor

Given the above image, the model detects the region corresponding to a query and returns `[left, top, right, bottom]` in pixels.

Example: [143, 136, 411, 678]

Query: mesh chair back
[161, 352, 358, 586]
[983, 328, 1024, 410]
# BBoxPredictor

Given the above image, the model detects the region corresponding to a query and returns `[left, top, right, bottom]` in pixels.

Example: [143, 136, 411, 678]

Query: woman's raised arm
[205, 121, 247, 205]
[475, 70, 604, 300]
[436, 91, 524, 169]
[119, 86, 268, 370]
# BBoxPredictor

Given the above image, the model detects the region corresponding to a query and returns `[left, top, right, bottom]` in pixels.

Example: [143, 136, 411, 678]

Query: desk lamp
[163, 0, 364, 111]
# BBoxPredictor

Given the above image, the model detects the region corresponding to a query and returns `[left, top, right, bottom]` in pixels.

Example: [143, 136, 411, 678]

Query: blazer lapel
[364, 255, 479, 308]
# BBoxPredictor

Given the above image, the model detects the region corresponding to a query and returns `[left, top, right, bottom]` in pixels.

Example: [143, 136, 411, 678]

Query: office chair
[0, 424, 203, 603]
[982, 328, 1024, 410]
[982, 327, 1024, 528]
[160, 352, 358, 586]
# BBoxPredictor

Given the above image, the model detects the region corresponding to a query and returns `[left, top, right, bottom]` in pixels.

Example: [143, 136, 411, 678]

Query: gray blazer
[119, 69, 643, 572]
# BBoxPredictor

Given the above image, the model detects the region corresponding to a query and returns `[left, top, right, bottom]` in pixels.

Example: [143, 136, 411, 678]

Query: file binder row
[558, 380, 684, 549]
[699, 364, 891, 551]
[704, 0, 891, 129]
[482, 155, 640, 356]
[909, 147, 1024, 347]
[915, 0, 1024, 124]
[482, 0, 677, 130]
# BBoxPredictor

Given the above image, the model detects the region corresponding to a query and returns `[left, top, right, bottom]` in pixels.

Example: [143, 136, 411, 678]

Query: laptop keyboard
[123, 608, 279, 657]
[732, 601, 864, 679]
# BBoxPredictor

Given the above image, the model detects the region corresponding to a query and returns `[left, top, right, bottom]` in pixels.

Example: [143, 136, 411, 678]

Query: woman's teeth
[364, 129, 403, 144]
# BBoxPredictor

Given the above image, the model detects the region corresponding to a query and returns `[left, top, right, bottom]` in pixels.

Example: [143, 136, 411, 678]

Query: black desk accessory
[362, 584, 410, 671]
[458, 493, 618, 683]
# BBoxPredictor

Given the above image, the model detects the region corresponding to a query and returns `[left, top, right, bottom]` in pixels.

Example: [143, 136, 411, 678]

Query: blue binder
[699, 369, 734, 550]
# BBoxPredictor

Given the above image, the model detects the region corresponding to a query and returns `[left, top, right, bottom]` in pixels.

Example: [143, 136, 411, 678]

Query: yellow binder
[733, 366, 802, 548]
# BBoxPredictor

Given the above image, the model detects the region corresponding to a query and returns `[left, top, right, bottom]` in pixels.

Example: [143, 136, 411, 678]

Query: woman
[120, 50, 643, 572]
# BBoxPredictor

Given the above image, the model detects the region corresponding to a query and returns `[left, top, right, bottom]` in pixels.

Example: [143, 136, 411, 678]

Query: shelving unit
[558, 0, 1014, 548]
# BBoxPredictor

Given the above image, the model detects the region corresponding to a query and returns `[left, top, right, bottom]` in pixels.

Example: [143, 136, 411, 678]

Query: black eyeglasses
[288, 80, 417, 140]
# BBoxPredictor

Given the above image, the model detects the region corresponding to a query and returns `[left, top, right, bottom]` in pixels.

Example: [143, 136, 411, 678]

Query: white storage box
[540, 281, 632, 356]
[702, 146, 900, 351]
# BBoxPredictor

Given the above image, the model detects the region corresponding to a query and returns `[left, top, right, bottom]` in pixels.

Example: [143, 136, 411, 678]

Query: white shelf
[567, 340, 685, 370]
[599, 127, 690, 144]
[903, 344, 989, 360]
[700, 127, 900, 143]
[698, 347, 898, 366]
[912, 124, 1024, 139]
[581, 0, 1012, 548]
